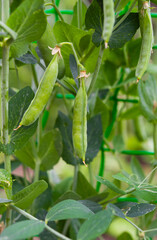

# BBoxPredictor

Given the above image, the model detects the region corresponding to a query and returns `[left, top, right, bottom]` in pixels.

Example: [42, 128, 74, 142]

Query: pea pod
[102, 0, 115, 47]
[72, 77, 87, 165]
[20, 54, 59, 126]
[136, 1, 153, 81]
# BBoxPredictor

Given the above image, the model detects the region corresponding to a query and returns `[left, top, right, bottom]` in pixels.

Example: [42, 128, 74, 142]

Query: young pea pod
[102, 0, 115, 48]
[136, 1, 153, 81]
[72, 76, 87, 165]
[19, 53, 59, 126]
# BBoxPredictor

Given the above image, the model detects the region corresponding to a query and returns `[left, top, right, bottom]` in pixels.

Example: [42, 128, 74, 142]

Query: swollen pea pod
[72, 76, 87, 165]
[19, 53, 59, 127]
[136, 1, 154, 81]
[102, 0, 115, 48]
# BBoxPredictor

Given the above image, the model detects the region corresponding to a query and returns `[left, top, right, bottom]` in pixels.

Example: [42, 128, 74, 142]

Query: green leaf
[69, 54, 79, 87]
[85, 115, 103, 163]
[107, 203, 125, 219]
[0, 220, 45, 240]
[55, 111, 77, 165]
[0, 169, 12, 189]
[16, 52, 38, 65]
[55, 190, 81, 204]
[7, 0, 47, 57]
[14, 138, 35, 169]
[134, 187, 157, 202]
[126, 203, 156, 217]
[2, 87, 38, 155]
[124, 38, 142, 68]
[76, 171, 97, 198]
[13, 180, 48, 209]
[53, 21, 98, 75]
[77, 208, 112, 240]
[109, 13, 139, 49]
[38, 22, 57, 66]
[96, 176, 125, 194]
[112, 171, 138, 187]
[46, 199, 94, 222]
[138, 75, 157, 122]
[85, 0, 103, 47]
[131, 157, 145, 182]
[38, 129, 62, 171]
[79, 200, 102, 213]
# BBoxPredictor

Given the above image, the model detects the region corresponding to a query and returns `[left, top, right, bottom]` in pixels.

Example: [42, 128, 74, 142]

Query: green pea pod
[20, 54, 59, 126]
[102, 0, 115, 47]
[72, 78, 87, 164]
[136, 1, 153, 81]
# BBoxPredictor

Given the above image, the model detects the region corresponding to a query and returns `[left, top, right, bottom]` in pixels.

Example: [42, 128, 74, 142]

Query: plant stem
[77, 0, 82, 29]
[45, 3, 64, 22]
[0, 21, 17, 40]
[87, 44, 104, 97]
[34, 159, 41, 182]
[125, 218, 143, 232]
[113, 0, 137, 31]
[11, 205, 72, 240]
[56, 79, 76, 95]
[115, 0, 121, 11]
[149, 124, 157, 183]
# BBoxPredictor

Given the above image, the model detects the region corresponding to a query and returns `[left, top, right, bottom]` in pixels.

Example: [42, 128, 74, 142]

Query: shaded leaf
[69, 54, 79, 87]
[16, 52, 38, 65]
[79, 200, 102, 213]
[96, 176, 125, 194]
[109, 13, 139, 48]
[131, 157, 145, 182]
[77, 208, 112, 240]
[7, 0, 47, 57]
[38, 130, 63, 171]
[13, 180, 48, 209]
[126, 203, 156, 217]
[46, 199, 94, 222]
[108, 203, 125, 219]
[0, 220, 45, 240]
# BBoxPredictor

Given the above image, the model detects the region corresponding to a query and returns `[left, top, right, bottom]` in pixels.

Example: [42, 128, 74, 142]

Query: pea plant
[1, 0, 157, 239]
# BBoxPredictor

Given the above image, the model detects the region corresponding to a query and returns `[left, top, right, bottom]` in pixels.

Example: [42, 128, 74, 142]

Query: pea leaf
[16, 52, 38, 65]
[131, 157, 145, 182]
[138, 75, 157, 122]
[76, 171, 97, 198]
[12, 180, 48, 209]
[0, 169, 12, 189]
[126, 203, 156, 217]
[0, 220, 45, 240]
[109, 13, 139, 48]
[38, 129, 63, 171]
[77, 208, 112, 240]
[55, 111, 77, 165]
[85, 0, 103, 47]
[96, 176, 125, 194]
[79, 200, 102, 213]
[7, 0, 47, 58]
[1, 87, 38, 155]
[46, 199, 94, 222]
[107, 203, 126, 219]
[14, 139, 35, 169]
[85, 115, 103, 164]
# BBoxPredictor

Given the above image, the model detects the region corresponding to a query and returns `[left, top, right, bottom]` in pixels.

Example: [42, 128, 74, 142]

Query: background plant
[0, 0, 157, 240]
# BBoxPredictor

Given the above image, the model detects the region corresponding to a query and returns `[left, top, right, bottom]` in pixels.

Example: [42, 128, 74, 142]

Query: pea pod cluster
[136, 0, 153, 81]
[19, 52, 59, 127]
[72, 76, 87, 165]
[102, 0, 115, 48]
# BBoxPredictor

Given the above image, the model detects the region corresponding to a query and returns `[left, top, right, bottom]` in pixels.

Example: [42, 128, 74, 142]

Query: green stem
[60, 42, 83, 69]
[77, 0, 82, 29]
[115, 0, 121, 11]
[34, 159, 41, 182]
[125, 218, 143, 232]
[0, 21, 17, 40]
[10, 205, 72, 240]
[153, 123, 157, 160]
[56, 79, 76, 95]
[45, 3, 64, 22]
[87, 44, 104, 97]
[72, 165, 79, 191]
[113, 0, 137, 31]
[1, 0, 9, 23]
